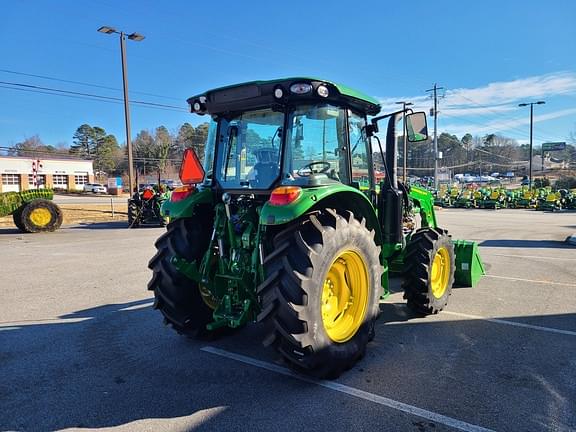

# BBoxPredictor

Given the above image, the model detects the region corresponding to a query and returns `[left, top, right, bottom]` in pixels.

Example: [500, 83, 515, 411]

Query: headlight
[317, 85, 329, 97]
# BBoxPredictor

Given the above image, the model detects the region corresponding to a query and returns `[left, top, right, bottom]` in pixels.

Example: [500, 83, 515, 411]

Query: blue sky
[1, 0, 575, 148]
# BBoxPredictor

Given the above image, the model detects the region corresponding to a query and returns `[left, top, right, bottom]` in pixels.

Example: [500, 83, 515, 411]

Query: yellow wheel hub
[431, 247, 450, 299]
[321, 250, 369, 343]
[29, 207, 52, 227]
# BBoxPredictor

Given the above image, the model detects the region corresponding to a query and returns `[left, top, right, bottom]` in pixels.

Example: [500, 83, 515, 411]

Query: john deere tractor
[0, 189, 63, 233]
[128, 185, 168, 228]
[148, 78, 483, 377]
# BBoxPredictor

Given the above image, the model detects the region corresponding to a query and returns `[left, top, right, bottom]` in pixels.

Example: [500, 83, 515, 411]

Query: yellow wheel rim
[29, 207, 52, 227]
[321, 250, 369, 343]
[431, 247, 450, 299]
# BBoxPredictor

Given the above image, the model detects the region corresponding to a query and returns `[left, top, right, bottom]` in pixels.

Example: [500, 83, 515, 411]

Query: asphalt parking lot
[1, 209, 575, 432]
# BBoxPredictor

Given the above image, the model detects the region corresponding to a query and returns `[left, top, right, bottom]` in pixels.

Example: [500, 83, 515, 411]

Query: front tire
[148, 217, 214, 337]
[258, 209, 382, 378]
[402, 228, 455, 314]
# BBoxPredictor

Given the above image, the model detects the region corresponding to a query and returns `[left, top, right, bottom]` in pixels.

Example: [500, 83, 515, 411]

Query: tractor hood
[187, 77, 381, 117]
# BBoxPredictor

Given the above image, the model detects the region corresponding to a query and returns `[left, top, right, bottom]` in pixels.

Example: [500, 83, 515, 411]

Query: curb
[567, 234, 576, 246]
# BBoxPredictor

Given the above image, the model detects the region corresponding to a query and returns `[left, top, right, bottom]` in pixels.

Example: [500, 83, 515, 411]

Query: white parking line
[485, 253, 576, 261]
[201, 346, 495, 432]
[442, 311, 576, 337]
[485, 274, 576, 288]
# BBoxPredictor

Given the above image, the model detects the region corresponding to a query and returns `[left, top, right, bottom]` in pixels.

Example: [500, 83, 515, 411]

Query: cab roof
[187, 77, 381, 116]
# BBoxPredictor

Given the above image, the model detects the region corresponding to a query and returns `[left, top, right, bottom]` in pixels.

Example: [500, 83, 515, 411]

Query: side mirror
[405, 112, 428, 142]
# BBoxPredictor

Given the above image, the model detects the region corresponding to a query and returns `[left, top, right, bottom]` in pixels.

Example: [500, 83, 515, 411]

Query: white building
[0, 156, 94, 193]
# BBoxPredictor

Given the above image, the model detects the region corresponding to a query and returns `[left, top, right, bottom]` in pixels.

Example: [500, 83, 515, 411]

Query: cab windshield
[214, 109, 283, 189]
[282, 104, 349, 186]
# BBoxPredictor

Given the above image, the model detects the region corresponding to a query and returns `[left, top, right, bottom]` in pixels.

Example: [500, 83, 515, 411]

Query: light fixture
[97, 26, 116, 34]
[290, 83, 312, 94]
[128, 33, 145, 41]
[317, 85, 329, 97]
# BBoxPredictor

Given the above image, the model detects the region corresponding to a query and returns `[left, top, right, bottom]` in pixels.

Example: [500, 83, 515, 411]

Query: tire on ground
[128, 200, 139, 228]
[402, 228, 455, 314]
[258, 209, 383, 378]
[148, 215, 215, 337]
[12, 205, 25, 231]
[18, 199, 63, 233]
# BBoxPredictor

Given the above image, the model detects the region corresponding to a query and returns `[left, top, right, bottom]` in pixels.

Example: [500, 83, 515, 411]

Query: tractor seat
[253, 163, 278, 187]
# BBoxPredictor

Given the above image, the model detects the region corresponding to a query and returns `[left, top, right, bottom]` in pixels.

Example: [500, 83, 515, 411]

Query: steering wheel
[297, 161, 331, 177]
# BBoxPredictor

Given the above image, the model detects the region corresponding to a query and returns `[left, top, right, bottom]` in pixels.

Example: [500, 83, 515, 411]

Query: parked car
[83, 183, 107, 194]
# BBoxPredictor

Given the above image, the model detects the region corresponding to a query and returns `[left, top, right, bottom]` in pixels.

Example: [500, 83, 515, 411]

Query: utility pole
[426, 84, 443, 189]
[395, 101, 413, 183]
[518, 101, 545, 190]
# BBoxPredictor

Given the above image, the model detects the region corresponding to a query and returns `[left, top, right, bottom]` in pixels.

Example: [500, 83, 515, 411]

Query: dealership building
[0, 156, 94, 193]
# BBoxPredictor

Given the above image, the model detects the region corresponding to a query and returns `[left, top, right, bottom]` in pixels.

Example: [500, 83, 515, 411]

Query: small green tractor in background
[148, 78, 484, 377]
[0, 189, 63, 233]
[128, 185, 168, 228]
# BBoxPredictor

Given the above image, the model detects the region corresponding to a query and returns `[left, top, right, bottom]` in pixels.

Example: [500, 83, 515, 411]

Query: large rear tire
[148, 216, 215, 337]
[18, 199, 63, 233]
[402, 228, 455, 314]
[258, 209, 382, 378]
[127, 200, 139, 228]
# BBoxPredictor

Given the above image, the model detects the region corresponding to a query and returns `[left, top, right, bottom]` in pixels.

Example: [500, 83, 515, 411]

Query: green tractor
[0, 189, 63, 233]
[128, 185, 168, 228]
[148, 78, 483, 377]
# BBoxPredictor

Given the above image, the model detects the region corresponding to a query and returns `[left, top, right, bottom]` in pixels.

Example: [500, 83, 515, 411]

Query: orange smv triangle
[179, 148, 205, 184]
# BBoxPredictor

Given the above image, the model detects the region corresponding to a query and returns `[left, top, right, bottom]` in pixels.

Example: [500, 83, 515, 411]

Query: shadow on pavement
[1, 299, 575, 431]
[68, 221, 130, 230]
[68, 221, 165, 230]
[479, 239, 574, 249]
[0, 227, 23, 235]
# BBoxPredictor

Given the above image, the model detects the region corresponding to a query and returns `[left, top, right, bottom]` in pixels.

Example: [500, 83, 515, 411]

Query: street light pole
[518, 101, 545, 190]
[97, 26, 145, 195]
[395, 101, 413, 183]
[119, 32, 135, 195]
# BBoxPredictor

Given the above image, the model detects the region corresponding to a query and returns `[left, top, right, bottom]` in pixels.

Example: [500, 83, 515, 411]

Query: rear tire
[128, 201, 139, 228]
[258, 209, 382, 378]
[18, 199, 63, 233]
[402, 228, 455, 314]
[148, 216, 215, 337]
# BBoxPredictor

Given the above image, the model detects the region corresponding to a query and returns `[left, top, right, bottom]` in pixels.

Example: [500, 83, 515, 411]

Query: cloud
[441, 107, 576, 137]
[377, 72, 576, 118]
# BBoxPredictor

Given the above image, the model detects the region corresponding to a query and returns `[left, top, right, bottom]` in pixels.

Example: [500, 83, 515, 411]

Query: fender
[161, 187, 213, 220]
[260, 184, 383, 246]
[408, 185, 437, 229]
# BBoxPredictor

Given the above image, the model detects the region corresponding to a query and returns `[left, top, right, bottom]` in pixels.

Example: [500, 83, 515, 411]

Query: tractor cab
[188, 78, 383, 195]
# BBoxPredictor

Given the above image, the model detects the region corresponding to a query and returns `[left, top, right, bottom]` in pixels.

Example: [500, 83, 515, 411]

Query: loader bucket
[453, 240, 485, 287]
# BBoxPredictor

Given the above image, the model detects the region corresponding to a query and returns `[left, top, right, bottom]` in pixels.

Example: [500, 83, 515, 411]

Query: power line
[0, 68, 182, 101]
[0, 80, 189, 112]
[444, 92, 559, 142]
[441, 111, 559, 144]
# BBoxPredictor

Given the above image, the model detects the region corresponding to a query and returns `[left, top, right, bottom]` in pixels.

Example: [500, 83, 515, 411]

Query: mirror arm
[368, 108, 413, 136]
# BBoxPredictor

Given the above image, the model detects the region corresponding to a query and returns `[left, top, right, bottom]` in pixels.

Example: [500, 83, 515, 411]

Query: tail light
[171, 185, 195, 202]
[269, 186, 302, 206]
